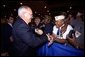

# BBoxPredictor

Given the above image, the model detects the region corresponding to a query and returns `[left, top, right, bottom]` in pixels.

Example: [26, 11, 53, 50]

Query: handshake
[46, 33, 55, 46]
[35, 28, 55, 46]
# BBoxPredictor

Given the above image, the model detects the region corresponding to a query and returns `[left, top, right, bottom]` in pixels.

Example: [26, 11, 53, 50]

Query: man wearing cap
[37, 15, 84, 56]
[51, 15, 74, 43]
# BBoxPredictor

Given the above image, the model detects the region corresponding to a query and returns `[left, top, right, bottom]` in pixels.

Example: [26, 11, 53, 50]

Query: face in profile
[24, 8, 33, 23]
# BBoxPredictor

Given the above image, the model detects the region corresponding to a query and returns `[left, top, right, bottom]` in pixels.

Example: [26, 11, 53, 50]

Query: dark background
[0, 0, 84, 18]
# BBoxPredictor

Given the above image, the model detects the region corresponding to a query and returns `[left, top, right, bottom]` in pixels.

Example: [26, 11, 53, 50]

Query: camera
[68, 30, 75, 38]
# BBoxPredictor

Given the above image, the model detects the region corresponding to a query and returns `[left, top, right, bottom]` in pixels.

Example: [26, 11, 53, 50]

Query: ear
[24, 13, 27, 17]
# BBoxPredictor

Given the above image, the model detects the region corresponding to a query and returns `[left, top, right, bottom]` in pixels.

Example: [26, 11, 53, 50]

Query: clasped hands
[35, 28, 55, 46]
[46, 33, 56, 46]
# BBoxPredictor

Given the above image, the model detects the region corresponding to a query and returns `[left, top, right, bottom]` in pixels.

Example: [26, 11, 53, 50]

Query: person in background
[66, 13, 74, 24]
[31, 17, 45, 37]
[42, 15, 54, 34]
[1, 16, 14, 56]
[31, 17, 42, 30]
[33, 17, 41, 28]
[1, 17, 6, 24]
[70, 12, 84, 50]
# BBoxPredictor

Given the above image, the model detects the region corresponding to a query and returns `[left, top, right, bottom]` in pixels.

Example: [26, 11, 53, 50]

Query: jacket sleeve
[14, 24, 48, 48]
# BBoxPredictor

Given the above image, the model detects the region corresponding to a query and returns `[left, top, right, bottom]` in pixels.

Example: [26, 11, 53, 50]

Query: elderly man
[12, 6, 49, 56]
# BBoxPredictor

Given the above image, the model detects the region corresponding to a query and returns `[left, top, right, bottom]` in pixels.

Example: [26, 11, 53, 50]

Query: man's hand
[10, 36, 13, 42]
[67, 34, 78, 48]
[1, 52, 9, 56]
[46, 33, 54, 46]
[35, 28, 43, 35]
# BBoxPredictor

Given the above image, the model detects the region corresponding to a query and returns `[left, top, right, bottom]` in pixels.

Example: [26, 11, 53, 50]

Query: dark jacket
[1, 23, 12, 52]
[12, 17, 48, 56]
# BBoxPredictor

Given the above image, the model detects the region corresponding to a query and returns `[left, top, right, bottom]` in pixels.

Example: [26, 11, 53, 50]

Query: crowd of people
[1, 6, 84, 56]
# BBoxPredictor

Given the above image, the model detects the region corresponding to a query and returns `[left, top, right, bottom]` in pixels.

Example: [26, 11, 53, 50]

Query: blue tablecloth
[37, 42, 84, 56]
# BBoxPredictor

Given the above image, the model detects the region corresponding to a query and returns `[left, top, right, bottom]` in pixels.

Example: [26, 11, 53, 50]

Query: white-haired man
[12, 6, 49, 56]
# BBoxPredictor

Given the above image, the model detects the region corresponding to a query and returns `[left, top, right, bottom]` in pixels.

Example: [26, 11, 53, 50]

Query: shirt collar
[8, 23, 13, 27]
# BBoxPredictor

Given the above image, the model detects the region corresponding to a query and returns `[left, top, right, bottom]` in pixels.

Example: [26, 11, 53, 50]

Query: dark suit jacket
[12, 17, 48, 56]
[1, 23, 12, 52]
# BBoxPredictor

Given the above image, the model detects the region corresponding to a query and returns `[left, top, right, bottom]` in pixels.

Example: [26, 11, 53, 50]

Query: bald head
[18, 6, 33, 24]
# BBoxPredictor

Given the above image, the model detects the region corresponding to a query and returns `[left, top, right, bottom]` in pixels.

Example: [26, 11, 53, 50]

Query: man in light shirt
[47, 15, 78, 48]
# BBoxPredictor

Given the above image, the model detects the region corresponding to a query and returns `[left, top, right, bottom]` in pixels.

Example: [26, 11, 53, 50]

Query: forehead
[26, 8, 32, 14]
[55, 19, 63, 22]
[35, 18, 40, 21]
[9, 17, 14, 19]
[35, 17, 40, 19]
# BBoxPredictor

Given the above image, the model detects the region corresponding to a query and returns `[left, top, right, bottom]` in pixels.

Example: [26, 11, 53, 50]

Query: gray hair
[18, 6, 31, 16]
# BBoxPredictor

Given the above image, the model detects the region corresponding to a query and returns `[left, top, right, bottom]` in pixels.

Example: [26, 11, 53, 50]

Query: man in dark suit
[1, 16, 14, 56]
[12, 6, 49, 56]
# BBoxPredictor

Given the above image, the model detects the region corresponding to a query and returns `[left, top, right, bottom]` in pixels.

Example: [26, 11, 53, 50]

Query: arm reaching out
[46, 33, 54, 46]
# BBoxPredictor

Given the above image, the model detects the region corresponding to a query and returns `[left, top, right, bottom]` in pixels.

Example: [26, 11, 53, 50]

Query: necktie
[57, 28, 62, 38]
[57, 28, 59, 35]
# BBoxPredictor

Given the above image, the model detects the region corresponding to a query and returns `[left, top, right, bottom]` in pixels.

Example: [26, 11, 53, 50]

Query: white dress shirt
[52, 25, 73, 39]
